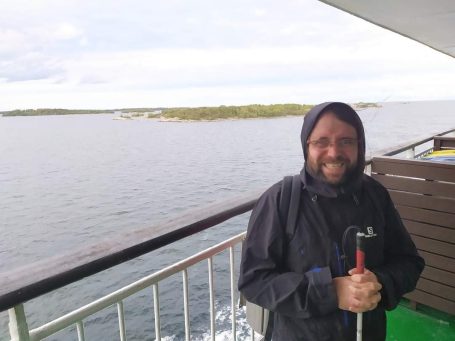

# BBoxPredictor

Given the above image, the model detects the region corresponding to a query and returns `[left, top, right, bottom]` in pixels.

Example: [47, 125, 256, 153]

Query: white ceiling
[320, 0, 455, 58]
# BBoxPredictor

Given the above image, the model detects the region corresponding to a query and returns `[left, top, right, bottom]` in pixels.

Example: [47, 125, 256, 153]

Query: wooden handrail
[434, 136, 455, 150]
[0, 189, 263, 311]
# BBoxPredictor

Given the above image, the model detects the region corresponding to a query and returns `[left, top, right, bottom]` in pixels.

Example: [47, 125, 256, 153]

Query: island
[159, 104, 313, 121]
[0, 109, 115, 116]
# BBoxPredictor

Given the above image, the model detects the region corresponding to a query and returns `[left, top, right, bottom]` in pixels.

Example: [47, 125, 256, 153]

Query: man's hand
[333, 268, 382, 313]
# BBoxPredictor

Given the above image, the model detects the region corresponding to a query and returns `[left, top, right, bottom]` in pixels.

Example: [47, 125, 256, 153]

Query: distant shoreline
[0, 102, 381, 119]
[158, 114, 308, 122]
[0, 109, 116, 117]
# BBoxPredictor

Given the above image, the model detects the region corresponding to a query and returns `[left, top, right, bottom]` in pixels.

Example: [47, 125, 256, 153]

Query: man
[238, 102, 424, 340]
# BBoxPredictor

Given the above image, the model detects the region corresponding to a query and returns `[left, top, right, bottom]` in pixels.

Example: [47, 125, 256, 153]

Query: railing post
[117, 301, 127, 341]
[208, 257, 216, 341]
[76, 321, 85, 341]
[8, 304, 31, 341]
[182, 269, 190, 341]
[406, 147, 415, 158]
[153, 284, 161, 341]
[230, 246, 237, 341]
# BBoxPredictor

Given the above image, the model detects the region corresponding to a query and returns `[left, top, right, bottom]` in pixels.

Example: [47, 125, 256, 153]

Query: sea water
[0, 101, 454, 340]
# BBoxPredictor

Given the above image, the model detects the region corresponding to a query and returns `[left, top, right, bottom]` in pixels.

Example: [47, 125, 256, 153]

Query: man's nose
[326, 143, 341, 156]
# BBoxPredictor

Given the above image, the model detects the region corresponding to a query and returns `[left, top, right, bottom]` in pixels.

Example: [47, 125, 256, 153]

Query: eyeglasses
[307, 137, 358, 149]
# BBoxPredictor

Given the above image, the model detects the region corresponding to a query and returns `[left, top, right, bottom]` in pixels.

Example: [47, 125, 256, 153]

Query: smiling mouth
[324, 162, 345, 169]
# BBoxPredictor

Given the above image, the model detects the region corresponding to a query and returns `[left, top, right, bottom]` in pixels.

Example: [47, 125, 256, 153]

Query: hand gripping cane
[356, 232, 365, 341]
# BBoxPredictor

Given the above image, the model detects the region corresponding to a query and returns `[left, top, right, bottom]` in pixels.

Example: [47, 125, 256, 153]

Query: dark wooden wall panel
[398, 206, 455, 229]
[404, 220, 455, 243]
[416, 278, 455, 301]
[434, 136, 455, 150]
[372, 157, 455, 182]
[373, 174, 455, 198]
[405, 290, 455, 315]
[419, 251, 455, 273]
[412, 235, 454, 258]
[420, 266, 455, 287]
[372, 154, 455, 315]
[390, 191, 455, 213]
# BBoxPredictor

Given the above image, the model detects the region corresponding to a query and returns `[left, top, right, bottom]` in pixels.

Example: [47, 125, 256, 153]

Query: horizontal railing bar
[0, 189, 261, 311]
[367, 128, 455, 161]
[28, 233, 246, 340]
[2, 128, 453, 313]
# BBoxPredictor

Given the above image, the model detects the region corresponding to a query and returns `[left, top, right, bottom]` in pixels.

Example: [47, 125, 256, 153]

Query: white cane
[356, 232, 365, 341]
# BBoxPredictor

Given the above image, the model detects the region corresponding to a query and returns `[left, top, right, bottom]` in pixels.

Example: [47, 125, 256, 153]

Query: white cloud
[53, 23, 83, 40]
[0, 29, 27, 55]
[253, 8, 266, 17]
[0, 0, 454, 110]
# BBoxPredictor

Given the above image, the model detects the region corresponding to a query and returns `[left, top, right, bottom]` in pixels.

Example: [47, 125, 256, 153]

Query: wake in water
[162, 304, 251, 341]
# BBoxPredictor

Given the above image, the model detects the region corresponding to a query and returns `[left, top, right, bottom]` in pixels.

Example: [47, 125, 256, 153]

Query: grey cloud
[0, 54, 65, 82]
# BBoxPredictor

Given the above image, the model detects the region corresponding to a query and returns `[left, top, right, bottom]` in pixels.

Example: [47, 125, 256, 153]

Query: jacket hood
[300, 102, 366, 197]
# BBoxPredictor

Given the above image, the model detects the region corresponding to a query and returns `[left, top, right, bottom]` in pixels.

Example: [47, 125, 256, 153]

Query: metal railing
[9, 233, 252, 341]
[4, 128, 454, 341]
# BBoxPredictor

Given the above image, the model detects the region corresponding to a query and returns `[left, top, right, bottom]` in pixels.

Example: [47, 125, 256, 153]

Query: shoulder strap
[287, 174, 302, 236]
[279, 175, 293, 224]
[244, 175, 301, 339]
[280, 174, 302, 237]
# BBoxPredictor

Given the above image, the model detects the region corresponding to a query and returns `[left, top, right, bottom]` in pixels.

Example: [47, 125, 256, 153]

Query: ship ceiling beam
[319, 0, 455, 58]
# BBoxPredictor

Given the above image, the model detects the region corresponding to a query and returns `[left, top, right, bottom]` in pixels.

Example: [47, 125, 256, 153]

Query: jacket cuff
[303, 266, 338, 315]
[372, 270, 397, 310]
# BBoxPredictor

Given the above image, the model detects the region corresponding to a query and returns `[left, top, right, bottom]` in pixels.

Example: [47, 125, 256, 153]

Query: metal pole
[8, 304, 31, 341]
[406, 147, 415, 158]
[76, 321, 85, 341]
[208, 257, 216, 341]
[230, 246, 237, 341]
[153, 284, 161, 341]
[183, 269, 190, 341]
[117, 301, 127, 341]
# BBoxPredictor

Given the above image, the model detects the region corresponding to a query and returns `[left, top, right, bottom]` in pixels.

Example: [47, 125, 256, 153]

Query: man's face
[306, 111, 358, 185]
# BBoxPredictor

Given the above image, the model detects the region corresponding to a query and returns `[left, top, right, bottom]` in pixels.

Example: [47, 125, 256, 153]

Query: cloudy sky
[1, 0, 454, 110]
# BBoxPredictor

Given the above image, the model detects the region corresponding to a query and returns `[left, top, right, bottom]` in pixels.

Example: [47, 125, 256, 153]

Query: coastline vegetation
[1, 103, 379, 120]
[117, 107, 166, 113]
[161, 104, 313, 121]
[1, 108, 114, 116]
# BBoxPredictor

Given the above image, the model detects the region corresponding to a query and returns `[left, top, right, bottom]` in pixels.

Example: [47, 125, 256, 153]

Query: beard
[306, 155, 357, 186]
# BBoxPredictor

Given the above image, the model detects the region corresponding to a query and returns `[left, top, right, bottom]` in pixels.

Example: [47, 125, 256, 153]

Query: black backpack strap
[279, 176, 293, 226]
[286, 174, 302, 236]
[279, 174, 302, 238]
[263, 175, 301, 340]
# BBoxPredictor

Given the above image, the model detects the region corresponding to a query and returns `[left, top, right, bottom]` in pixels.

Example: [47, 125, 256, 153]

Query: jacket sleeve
[371, 186, 425, 310]
[238, 184, 338, 319]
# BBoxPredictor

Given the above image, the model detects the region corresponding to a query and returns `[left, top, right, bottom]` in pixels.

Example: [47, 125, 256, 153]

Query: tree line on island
[0, 102, 379, 120]
[0, 108, 115, 116]
[160, 104, 313, 120]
